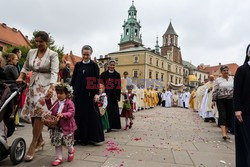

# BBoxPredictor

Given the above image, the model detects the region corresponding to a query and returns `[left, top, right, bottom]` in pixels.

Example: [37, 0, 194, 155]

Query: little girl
[121, 85, 136, 130]
[98, 84, 110, 132]
[45, 83, 77, 166]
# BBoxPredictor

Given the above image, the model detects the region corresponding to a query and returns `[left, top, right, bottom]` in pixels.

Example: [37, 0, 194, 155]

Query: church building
[106, 1, 184, 89]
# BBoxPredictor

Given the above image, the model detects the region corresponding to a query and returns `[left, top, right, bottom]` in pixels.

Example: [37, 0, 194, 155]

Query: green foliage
[2, 46, 29, 65]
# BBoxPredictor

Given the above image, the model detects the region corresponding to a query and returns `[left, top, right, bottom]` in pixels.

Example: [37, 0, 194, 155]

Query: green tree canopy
[2, 46, 30, 65]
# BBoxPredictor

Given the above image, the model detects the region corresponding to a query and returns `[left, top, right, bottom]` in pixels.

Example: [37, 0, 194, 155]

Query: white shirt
[58, 99, 66, 113]
[108, 70, 114, 73]
[82, 60, 90, 64]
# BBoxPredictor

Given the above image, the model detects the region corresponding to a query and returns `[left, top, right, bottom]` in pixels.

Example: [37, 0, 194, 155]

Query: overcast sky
[1, 0, 250, 66]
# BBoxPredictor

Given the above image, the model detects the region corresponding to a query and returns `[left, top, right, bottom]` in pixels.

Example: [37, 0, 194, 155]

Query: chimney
[12, 28, 17, 32]
[105, 55, 108, 58]
[25, 35, 29, 39]
[100, 55, 103, 59]
[2, 23, 7, 28]
[94, 57, 97, 62]
[219, 62, 221, 66]
[70, 50, 73, 55]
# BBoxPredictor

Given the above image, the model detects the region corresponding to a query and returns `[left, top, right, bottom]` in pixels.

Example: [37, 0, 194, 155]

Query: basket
[41, 112, 59, 128]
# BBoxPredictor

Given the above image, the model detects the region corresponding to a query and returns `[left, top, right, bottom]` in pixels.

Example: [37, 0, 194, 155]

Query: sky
[1, 0, 250, 66]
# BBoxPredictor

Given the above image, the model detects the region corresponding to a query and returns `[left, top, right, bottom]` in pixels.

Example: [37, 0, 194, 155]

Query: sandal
[52, 159, 63, 166]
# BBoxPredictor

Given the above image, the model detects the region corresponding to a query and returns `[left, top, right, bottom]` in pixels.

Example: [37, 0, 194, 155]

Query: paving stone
[172, 150, 193, 165]
[84, 155, 108, 163]
[3, 106, 235, 167]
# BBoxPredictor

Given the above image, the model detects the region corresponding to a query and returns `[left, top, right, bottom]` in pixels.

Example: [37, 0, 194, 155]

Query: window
[168, 64, 171, 71]
[171, 37, 173, 44]
[179, 68, 181, 75]
[134, 56, 139, 63]
[175, 77, 178, 84]
[170, 75, 173, 83]
[133, 70, 138, 78]
[162, 61, 164, 68]
[99, 63, 103, 68]
[126, 29, 129, 35]
[204, 75, 206, 81]
[156, 59, 159, 66]
[0, 46, 3, 51]
[179, 78, 181, 84]
[149, 71, 152, 79]
[135, 29, 138, 36]
[156, 72, 159, 80]
[176, 67, 178, 73]
[115, 58, 118, 64]
[150, 57, 152, 64]
[161, 73, 164, 81]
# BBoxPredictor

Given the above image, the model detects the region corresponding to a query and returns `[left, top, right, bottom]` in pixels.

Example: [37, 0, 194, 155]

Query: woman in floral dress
[16, 31, 59, 161]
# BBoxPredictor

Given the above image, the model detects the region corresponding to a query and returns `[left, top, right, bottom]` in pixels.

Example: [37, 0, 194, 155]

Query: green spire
[119, 0, 143, 46]
[155, 35, 160, 54]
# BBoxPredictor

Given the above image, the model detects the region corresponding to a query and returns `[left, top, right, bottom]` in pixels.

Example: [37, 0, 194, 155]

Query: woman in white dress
[17, 31, 59, 161]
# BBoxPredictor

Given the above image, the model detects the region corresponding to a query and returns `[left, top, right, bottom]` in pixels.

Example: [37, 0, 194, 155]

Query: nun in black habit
[100, 60, 121, 131]
[233, 44, 250, 167]
[71, 45, 104, 145]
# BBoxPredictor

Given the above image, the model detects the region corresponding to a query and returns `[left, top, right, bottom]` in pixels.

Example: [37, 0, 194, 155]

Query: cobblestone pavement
[1, 107, 235, 167]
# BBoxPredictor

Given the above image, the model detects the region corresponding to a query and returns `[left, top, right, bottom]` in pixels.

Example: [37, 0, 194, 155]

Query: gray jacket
[21, 48, 59, 87]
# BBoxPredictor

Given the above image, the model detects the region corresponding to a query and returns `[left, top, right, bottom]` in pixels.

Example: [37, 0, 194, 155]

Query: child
[98, 84, 110, 132]
[45, 83, 77, 166]
[120, 85, 135, 130]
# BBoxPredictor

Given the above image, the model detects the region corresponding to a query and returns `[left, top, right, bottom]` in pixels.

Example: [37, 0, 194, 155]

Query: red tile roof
[200, 63, 239, 76]
[62, 51, 82, 70]
[0, 23, 31, 47]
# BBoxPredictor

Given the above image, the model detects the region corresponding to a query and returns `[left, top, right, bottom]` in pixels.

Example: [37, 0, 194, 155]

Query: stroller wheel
[10, 137, 26, 165]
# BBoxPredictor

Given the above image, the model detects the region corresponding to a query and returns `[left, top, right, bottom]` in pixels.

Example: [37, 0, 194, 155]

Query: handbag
[41, 101, 59, 128]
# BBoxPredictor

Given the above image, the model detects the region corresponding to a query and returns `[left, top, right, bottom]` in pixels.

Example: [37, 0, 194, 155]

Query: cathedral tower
[119, 1, 143, 50]
[161, 21, 182, 64]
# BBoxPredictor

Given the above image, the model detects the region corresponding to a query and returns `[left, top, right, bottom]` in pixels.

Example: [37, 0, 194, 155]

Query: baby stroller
[0, 80, 26, 165]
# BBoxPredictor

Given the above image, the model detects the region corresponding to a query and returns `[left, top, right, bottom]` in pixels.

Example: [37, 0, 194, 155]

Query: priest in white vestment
[200, 75, 215, 122]
[178, 91, 184, 108]
[183, 90, 191, 109]
[164, 89, 173, 108]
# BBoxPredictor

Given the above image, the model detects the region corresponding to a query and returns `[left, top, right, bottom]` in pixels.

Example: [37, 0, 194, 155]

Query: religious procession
[1, 0, 250, 166]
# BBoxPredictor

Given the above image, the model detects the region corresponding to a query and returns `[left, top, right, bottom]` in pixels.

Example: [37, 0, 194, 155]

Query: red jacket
[46, 98, 77, 135]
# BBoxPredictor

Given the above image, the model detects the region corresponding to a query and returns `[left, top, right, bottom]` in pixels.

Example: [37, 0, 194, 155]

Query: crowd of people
[0, 31, 249, 167]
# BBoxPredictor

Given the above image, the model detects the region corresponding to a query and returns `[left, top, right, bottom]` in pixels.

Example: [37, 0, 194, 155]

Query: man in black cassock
[100, 60, 121, 132]
[71, 45, 104, 145]
[233, 44, 250, 167]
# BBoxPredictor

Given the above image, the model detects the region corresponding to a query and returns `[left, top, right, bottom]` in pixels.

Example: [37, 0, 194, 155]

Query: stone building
[106, 2, 184, 90]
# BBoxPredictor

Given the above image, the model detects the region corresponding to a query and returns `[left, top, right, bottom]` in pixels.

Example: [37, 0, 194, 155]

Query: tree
[2, 46, 30, 65]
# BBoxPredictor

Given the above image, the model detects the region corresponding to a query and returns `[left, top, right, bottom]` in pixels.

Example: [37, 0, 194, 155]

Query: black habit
[71, 61, 104, 144]
[233, 62, 250, 167]
[100, 70, 121, 130]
